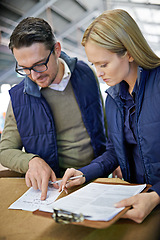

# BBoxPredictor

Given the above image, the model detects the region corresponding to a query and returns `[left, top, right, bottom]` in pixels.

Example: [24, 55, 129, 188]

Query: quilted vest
[9, 53, 106, 177]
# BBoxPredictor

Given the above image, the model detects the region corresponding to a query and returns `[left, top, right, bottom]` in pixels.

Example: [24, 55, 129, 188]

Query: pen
[51, 174, 85, 184]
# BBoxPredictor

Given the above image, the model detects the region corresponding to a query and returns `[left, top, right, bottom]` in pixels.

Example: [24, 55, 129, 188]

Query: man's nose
[30, 69, 41, 79]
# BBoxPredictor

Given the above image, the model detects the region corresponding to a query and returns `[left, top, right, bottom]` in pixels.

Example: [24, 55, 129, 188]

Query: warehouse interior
[0, 1, 160, 236]
[0, 0, 160, 86]
[0, 0, 160, 133]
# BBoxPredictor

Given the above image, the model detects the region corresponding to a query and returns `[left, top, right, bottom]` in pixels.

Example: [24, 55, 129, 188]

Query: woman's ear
[127, 51, 134, 62]
[54, 42, 61, 58]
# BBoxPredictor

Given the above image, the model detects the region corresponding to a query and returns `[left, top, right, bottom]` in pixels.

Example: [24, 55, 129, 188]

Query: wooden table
[0, 177, 160, 240]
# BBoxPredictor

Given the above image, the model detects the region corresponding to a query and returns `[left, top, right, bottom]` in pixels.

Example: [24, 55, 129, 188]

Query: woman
[59, 9, 160, 223]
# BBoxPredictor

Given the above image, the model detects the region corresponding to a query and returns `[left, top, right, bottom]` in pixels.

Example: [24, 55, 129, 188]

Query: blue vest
[9, 52, 106, 177]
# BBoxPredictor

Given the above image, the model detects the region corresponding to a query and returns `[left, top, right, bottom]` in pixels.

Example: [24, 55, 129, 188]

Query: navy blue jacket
[81, 66, 160, 196]
[9, 52, 106, 177]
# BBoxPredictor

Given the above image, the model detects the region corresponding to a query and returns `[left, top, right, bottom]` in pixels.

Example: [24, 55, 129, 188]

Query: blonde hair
[82, 9, 160, 69]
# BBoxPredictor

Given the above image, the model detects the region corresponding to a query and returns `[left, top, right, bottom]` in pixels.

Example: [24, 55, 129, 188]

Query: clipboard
[33, 178, 151, 229]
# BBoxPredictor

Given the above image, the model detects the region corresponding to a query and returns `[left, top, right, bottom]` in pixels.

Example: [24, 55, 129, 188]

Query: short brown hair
[9, 17, 57, 52]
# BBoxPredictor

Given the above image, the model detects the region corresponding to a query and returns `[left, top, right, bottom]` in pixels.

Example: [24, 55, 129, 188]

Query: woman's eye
[100, 63, 107, 68]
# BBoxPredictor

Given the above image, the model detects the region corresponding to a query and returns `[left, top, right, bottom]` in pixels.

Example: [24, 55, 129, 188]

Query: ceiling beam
[111, 0, 160, 9]
[50, 5, 72, 23]
[18, 0, 58, 19]
[57, 10, 100, 39]
[0, 2, 24, 16]
[75, 0, 87, 11]
[0, 16, 17, 27]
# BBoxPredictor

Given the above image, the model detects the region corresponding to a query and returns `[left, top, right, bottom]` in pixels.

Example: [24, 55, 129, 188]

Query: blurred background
[0, 0, 160, 137]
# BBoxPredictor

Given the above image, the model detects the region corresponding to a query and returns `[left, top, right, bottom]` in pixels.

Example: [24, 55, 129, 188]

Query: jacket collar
[23, 76, 41, 97]
[106, 66, 145, 99]
[60, 51, 77, 73]
[23, 51, 77, 97]
[106, 67, 150, 118]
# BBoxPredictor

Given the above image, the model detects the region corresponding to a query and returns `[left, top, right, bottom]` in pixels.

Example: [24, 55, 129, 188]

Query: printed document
[50, 182, 146, 221]
[8, 183, 61, 212]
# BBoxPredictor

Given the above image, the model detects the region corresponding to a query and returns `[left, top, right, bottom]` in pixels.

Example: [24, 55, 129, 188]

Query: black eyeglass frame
[15, 44, 55, 76]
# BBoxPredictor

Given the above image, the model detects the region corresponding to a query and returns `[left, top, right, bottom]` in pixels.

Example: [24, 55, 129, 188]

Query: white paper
[8, 183, 61, 212]
[51, 182, 146, 221]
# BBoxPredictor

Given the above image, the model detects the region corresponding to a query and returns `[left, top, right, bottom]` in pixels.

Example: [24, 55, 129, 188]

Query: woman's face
[85, 40, 136, 87]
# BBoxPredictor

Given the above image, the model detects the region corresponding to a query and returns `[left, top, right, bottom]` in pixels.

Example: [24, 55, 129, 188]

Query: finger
[65, 176, 85, 189]
[112, 172, 116, 178]
[37, 178, 42, 191]
[41, 178, 49, 200]
[117, 170, 123, 179]
[114, 196, 134, 208]
[121, 208, 136, 219]
[25, 173, 32, 187]
[50, 171, 59, 189]
[60, 169, 84, 191]
[62, 185, 68, 194]
[121, 208, 145, 223]
[25, 169, 41, 190]
[118, 173, 123, 179]
[114, 198, 140, 222]
[50, 170, 56, 182]
[25, 171, 39, 190]
[51, 182, 59, 190]
[31, 173, 42, 190]
[59, 168, 76, 191]
[30, 177, 39, 190]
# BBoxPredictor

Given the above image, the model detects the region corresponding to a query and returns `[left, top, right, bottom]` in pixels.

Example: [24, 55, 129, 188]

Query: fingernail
[62, 186, 64, 191]
[65, 189, 68, 194]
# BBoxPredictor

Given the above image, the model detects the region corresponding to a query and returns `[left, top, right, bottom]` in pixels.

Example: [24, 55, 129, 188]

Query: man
[0, 17, 107, 200]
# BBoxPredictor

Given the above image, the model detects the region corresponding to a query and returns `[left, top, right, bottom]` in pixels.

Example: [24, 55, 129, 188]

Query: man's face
[13, 42, 61, 88]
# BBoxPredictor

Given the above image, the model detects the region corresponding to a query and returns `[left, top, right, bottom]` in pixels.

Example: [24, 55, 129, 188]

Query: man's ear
[54, 42, 61, 58]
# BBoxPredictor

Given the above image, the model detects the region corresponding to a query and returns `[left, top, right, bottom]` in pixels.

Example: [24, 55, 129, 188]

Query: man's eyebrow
[33, 58, 47, 65]
[18, 57, 46, 68]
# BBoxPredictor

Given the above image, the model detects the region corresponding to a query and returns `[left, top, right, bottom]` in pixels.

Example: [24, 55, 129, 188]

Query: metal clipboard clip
[52, 208, 84, 224]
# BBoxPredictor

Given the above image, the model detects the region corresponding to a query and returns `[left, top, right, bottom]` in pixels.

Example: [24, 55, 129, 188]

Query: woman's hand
[115, 191, 160, 223]
[59, 168, 86, 194]
[112, 166, 123, 179]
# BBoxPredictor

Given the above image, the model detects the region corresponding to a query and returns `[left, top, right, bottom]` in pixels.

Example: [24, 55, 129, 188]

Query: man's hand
[115, 191, 160, 223]
[25, 157, 58, 200]
[59, 168, 85, 194]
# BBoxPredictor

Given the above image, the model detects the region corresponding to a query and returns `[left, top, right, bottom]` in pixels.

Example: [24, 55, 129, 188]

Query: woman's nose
[97, 69, 105, 78]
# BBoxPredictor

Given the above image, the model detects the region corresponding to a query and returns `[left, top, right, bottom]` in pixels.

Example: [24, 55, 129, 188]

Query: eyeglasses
[15, 45, 55, 76]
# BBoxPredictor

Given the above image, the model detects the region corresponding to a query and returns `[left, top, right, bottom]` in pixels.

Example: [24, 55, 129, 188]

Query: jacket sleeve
[148, 182, 160, 197]
[79, 140, 119, 182]
[0, 100, 38, 173]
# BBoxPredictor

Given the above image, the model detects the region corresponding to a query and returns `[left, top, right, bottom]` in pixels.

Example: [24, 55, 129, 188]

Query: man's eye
[100, 63, 107, 68]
